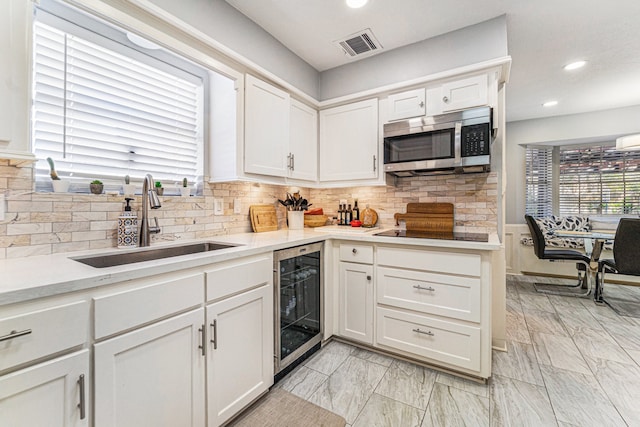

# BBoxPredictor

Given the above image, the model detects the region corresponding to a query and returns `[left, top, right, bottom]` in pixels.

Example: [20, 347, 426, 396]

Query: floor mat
[228, 388, 346, 427]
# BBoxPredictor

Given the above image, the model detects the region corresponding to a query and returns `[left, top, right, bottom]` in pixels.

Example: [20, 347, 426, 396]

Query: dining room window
[32, 3, 205, 192]
[526, 143, 640, 216]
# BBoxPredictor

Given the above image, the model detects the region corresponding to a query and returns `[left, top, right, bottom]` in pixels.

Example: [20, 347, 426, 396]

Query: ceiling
[225, 0, 640, 123]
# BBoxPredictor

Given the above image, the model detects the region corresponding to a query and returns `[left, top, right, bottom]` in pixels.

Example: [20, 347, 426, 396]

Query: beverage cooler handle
[453, 122, 462, 166]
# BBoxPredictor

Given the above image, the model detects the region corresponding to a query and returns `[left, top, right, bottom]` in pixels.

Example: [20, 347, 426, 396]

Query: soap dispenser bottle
[117, 197, 138, 248]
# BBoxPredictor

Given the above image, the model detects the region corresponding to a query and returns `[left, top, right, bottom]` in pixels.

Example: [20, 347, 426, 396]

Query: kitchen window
[525, 144, 640, 216]
[32, 3, 205, 193]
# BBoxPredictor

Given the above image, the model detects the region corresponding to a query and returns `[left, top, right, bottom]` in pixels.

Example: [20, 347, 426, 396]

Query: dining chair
[524, 214, 592, 297]
[595, 218, 640, 308]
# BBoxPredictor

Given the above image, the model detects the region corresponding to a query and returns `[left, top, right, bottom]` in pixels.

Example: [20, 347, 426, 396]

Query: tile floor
[275, 275, 640, 426]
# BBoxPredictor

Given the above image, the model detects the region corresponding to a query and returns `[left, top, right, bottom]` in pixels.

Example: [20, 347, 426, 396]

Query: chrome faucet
[140, 174, 161, 247]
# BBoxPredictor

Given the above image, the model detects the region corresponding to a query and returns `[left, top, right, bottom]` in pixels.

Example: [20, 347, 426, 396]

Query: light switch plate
[214, 198, 224, 215]
[233, 198, 241, 214]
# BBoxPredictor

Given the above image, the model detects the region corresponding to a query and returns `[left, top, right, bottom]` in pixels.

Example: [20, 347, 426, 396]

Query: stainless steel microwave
[383, 106, 492, 177]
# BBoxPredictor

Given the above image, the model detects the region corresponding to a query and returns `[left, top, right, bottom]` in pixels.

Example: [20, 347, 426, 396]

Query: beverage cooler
[273, 242, 323, 380]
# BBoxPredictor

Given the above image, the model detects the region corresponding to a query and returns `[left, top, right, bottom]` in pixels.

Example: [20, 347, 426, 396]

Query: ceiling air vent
[334, 28, 382, 57]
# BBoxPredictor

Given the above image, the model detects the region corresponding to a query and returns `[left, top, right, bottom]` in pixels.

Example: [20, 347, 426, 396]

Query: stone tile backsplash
[0, 160, 497, 259]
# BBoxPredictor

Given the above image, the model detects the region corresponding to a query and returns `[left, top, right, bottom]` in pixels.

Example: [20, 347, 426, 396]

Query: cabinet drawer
[94, 273, 203, 339]
[376, 267, 480, 322]
[376, 307, 480, 371]
[339, 243, 373, 264]
[377, 246, 481, 277]
[206, 254, 272, 302]
[0, 301, 89, 372]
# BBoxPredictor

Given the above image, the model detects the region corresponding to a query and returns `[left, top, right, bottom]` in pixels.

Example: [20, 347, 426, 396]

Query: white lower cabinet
[0, 350, 90, 426]
[206, 284, 273, 426]
[94, 309, 206, 427]
[338, 262, 374, 344]
[334, 242, 491, 379]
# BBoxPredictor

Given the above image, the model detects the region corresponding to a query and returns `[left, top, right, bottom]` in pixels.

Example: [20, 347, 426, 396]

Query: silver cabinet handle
[77, 374, 86, 420]
[366, 275, 372, 281]
[291, 153, 295, 171]
[198, 325, 206, 356]
[443, 96, 449, 103]
[0, 329, 32, 342]
[287, 153, 292, 170]
[419, 101, 425, 108]
[373, 155, 377, 172]
[210, 320, 217, 350]
[352, 248, 358, 254]
[412, 328, 434, 336]
[413, 285, 435, 291]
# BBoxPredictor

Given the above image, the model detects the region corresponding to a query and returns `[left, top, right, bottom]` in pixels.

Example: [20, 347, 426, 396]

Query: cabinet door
[440, 74, 488, 112]
[386, 88, 426, 121]
[289, 99, 318, 182]
[0, 0, 34, 161]
[319, 99, 378, 182]
[339, 262, 374, 344]
[0, 350, 89, 427]
[206, 284, 273, 427]
[244, 74, 290, 177]
[94, 309, 205, 427]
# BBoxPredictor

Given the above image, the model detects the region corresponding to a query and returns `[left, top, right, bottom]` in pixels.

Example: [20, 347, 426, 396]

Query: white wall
[148, 0, 320, 99]
[319, 16, 508, 100]
[505, 104, 640, 224]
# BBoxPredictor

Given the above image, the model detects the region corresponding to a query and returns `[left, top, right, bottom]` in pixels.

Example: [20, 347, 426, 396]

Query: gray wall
[505, 104, 640, 224]
[147, 1, 507, 103]
[319, 16, 508, 100]
[149, 0, 320, 98]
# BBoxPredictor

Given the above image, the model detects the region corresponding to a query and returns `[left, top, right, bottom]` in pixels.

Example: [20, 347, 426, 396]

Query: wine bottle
[338, 204, 344, 225]
[346, 204, 352, 225]
[353, 200, 360, 221]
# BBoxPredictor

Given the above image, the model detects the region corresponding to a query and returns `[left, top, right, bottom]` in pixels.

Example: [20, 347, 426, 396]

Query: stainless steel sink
[71, 242, 240, 268]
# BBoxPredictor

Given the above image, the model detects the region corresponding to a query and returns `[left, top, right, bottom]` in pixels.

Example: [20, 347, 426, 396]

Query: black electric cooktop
[374, 229, 489, 242]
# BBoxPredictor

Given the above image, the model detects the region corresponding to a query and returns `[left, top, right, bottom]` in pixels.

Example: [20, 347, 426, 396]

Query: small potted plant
[90, 180, 104, 195]
[155, 181, 164, 196]
[47, 157, 69, 192]
[180, 177, 190, 197]
[123, 174, 136, 196]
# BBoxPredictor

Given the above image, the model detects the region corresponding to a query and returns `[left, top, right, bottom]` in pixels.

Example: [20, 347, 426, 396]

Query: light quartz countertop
[0, 228, 501, 307]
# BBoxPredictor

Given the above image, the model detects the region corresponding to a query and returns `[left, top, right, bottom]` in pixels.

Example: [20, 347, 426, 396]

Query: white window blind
[525, 146, 553, 217]
[559, 145, 640, 215]
[32, 20, 203, 189]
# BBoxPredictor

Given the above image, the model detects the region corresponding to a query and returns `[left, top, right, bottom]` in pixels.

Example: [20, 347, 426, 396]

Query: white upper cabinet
[319, 99, 379, 182]
[288, 99, 318, 182]
[0, 0, 35, 163]
[386, 88, 426, 122]
[244, 74, 291, 177]
[427, 74, 488, 116]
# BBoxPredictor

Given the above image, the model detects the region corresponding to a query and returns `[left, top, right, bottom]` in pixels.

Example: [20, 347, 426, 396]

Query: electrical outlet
[233, 198, 242, 214]
[214, 198, 224, 215]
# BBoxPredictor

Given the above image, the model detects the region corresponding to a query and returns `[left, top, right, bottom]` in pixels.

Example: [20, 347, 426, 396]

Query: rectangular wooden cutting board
[249, 205, 278, 232]
[394, 203, 454, 233]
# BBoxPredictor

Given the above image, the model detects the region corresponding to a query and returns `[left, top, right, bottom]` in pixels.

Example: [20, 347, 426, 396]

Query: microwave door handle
[453, 121, 462, 166]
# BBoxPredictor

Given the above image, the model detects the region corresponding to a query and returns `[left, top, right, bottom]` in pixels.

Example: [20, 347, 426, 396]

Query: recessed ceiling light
[564, 60, 586, 71]
[346, 0, 368, 8]
[543, 100, 558, 107]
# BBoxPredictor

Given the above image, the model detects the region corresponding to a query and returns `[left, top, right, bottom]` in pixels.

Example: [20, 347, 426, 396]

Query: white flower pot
[52, 180, 69, 193]
[287, 211, 304, 230]
[180, 187, 191, 197]
[123, 184, 136, 195]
